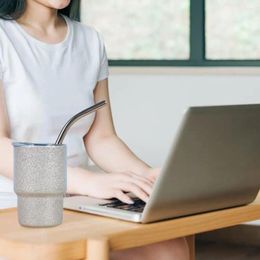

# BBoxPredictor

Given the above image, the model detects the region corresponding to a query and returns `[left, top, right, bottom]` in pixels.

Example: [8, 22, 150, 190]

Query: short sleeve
[0, 40, 3, 80]
[0, 60, 3, 80]
[96, 31, 109, 82]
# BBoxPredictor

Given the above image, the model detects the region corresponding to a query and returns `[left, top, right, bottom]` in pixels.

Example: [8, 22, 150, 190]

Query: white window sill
[109, 66, 260, 76]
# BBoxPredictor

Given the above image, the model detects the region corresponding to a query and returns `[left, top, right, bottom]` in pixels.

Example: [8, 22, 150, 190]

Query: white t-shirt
[0, 15, 109, 196]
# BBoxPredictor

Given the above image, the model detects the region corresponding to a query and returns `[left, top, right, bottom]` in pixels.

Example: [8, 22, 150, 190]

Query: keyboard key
[99, 198, 146, 213]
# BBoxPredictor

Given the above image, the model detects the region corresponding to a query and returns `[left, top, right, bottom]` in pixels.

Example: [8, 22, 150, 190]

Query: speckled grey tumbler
[13, 142, 67, 227]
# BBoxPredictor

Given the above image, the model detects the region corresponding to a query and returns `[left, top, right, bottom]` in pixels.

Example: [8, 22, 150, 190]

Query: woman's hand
[73, 168, 154, 204]
[147, 167, 162, 182]
[141, 167, 162, 183]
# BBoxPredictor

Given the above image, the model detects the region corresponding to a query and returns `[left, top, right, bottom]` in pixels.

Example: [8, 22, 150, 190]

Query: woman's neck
[15, 1, 67, 44]
[17, 1, 61, 32]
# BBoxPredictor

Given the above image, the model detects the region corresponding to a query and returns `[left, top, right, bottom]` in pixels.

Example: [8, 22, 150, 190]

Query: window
[80, 0, 260, 66]
[206, 0, 260, 60]
[81, 0, 190, 60]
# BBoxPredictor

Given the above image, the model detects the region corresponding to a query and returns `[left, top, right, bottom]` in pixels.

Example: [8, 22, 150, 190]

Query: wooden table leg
[85, 238, 109, 260]
[186, 235, 195, 260]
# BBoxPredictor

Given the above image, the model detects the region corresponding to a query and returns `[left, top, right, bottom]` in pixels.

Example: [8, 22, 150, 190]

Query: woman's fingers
[118, 182, 149, 203]
[116, 172, 153, 196]
[151, 167, 161, 178]
[146, 173, 157, 182]
[128, 177, 153, 195]
[124, 171, 155, 185]
[113, 190, 134, 204]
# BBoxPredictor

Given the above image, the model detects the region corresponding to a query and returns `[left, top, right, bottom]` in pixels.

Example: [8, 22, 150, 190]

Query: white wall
[109, 69, 260, 167]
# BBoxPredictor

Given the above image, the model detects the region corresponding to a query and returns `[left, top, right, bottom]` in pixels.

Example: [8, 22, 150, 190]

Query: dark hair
[0, 0, 81, 21]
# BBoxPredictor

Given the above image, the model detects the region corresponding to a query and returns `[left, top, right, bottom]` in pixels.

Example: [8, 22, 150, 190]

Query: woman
[0, 0, 190, 259]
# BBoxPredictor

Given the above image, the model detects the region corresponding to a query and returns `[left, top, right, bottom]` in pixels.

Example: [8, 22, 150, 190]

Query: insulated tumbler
[13, 142, 67, 227]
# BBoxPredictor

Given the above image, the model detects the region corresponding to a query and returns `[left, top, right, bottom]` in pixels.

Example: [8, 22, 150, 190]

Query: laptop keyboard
[99, 197, 146, 213]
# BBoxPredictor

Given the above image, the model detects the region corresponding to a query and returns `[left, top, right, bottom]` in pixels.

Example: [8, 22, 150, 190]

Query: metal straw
[55, 100, 107, 145]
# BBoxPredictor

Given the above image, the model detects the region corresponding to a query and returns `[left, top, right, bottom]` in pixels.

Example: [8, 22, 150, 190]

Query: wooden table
[0, 192, 259, 260]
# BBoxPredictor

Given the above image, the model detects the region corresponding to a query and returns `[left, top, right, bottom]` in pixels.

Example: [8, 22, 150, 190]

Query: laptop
[64, 104, 260, 223]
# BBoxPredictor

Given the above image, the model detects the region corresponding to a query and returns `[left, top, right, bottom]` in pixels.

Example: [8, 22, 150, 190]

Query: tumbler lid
[12, 142, 65, 147]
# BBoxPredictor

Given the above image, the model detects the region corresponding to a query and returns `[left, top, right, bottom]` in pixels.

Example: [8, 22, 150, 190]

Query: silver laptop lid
[142, 104, 260, 223]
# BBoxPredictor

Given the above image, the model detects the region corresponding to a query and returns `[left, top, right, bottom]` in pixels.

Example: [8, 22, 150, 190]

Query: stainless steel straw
[55, 100, 107, 145]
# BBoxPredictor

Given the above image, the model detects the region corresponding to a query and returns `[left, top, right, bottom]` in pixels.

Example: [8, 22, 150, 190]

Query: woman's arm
[0, 81, 86, 185]
[0, 80, 154, 203]
[0, 80, 13, 179]
[0, 81, 152, 203]
[84, 79, 160, 179]
[0, 82, 92, 195]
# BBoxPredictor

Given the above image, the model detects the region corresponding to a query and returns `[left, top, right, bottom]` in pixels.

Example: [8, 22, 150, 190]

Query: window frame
[79, 0, 260, 67]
